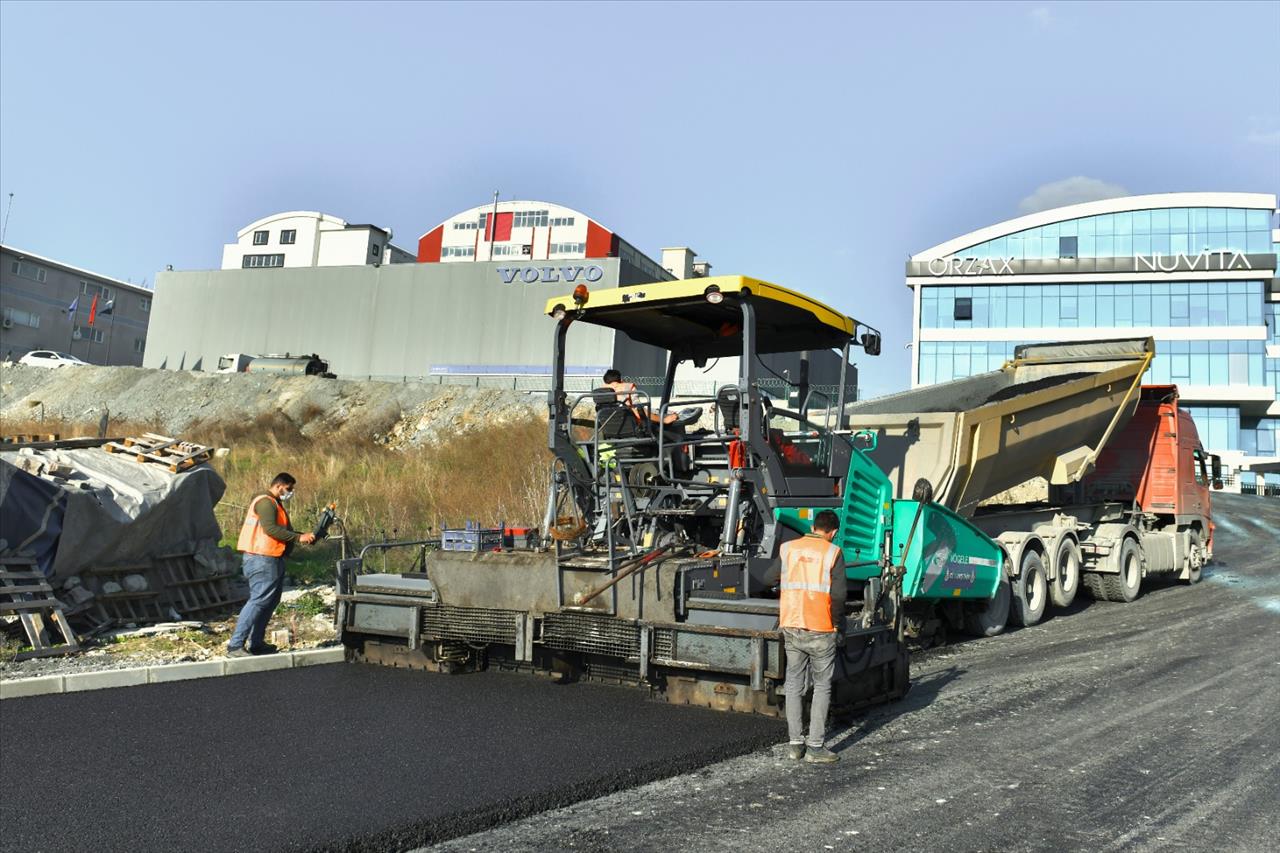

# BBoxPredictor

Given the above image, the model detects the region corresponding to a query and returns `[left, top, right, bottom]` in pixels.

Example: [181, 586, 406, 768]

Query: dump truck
[846, 344, 1222, 640]
[336, 275, 1006, 715]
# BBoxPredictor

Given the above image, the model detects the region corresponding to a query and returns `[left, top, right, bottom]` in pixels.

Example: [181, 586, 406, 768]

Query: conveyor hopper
[847, 338, 1154, 518]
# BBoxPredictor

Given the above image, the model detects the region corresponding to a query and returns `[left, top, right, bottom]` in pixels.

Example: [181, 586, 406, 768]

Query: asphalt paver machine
[337, 275, 1004, 715]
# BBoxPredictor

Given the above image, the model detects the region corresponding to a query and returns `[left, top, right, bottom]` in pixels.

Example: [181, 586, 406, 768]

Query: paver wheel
[1100, 538, 1143, 602]
[1010, 550, 1047, 627]
[1050, 538, 1081, 609]
[963, 574, 1011, 637]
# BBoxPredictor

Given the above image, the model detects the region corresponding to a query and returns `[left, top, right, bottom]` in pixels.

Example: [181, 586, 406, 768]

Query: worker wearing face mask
[227, 472, 316, 657]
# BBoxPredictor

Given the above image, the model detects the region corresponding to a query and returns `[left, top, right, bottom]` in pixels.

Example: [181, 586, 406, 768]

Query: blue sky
[1, 0, 1277, 393]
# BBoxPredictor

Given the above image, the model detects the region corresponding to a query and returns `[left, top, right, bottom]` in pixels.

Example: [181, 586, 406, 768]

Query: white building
[221, 211, 414, 270]
[906, 191, 1280, 489]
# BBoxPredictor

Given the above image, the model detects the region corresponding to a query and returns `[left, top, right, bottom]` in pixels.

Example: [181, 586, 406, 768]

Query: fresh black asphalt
[0, 664, 781, 852]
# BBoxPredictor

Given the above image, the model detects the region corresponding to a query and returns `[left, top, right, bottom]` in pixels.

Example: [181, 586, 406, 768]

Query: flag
[88, 294, 100, 326]
[66, 296, 79, 315]
[99, 299, 115, 316]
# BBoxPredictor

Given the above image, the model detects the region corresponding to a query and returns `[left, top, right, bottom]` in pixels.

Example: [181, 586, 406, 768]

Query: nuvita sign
[497, 265, 605, 284]
[1134, 250, 1253, 272]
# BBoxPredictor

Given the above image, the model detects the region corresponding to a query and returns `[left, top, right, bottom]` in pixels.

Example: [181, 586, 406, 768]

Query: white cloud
[1029, 6, 1053, 30]
[1017, 177, 1130, 215]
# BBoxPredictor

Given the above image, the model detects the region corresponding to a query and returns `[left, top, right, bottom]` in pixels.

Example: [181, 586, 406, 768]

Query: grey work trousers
[782, 627, 837, 748]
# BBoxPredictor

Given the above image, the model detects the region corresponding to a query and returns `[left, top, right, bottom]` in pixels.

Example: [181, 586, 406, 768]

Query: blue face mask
[280, 490, 294, 502]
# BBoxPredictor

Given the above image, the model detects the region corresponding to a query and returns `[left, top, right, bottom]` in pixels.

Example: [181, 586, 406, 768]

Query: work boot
[227, 647, 252, 658]
[248, 643, 280, 655]
[787, 743, 806, 761]
[804, 746, 839, 764]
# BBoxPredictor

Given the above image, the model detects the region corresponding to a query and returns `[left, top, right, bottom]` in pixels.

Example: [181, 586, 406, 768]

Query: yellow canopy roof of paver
[544, 275, 859, 358]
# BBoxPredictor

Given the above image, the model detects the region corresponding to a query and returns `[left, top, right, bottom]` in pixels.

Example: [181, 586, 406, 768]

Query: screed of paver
[0, 663, 782, 853]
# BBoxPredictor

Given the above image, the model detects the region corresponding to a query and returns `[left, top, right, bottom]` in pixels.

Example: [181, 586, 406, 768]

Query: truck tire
[1010, 551, 1047, 627]
[962, 575, 1010, 637]
[1050, 538, 1081, 609]
[1081, 571, 1106, 601]
[1100, 538, 1142, 602]
[1184, 531, 1204, 585]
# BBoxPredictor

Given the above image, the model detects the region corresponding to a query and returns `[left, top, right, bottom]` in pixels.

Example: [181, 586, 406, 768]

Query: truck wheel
[1100, 538, 1142, 602]
[962, 575, 1010, 637]
[1184, 532, 1204, 585]
[1050, 538, 1081, 609]
[1010, 551, 1047, 627]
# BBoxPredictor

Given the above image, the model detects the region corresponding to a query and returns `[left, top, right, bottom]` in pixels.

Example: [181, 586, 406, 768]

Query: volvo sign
[497, 265, 605, 284]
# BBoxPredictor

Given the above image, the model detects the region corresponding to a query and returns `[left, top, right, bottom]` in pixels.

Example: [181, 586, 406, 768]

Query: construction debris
[0, 434, 236, 659]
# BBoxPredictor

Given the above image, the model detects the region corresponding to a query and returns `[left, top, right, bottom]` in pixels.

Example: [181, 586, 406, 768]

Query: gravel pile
[0, 364, 545, 446]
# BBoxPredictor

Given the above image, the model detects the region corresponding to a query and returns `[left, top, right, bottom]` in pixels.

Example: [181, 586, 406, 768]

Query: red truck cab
[1084, 385, 1220, 557]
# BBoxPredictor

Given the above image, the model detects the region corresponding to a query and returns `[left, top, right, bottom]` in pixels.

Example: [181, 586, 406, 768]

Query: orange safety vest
[778, 534, 842, 632]
[237, 493, 289, 557]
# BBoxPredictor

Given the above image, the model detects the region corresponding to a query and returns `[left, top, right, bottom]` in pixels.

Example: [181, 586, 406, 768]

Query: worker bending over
[779, 509, 848, 763]
[226, 472, 315, 657]
[603, 369, 681, 425]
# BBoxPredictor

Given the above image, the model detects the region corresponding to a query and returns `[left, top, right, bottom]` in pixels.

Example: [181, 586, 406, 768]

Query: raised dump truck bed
[847, 338, 1154, 517]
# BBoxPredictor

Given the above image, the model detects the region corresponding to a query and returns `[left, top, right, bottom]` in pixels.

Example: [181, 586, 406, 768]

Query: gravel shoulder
[430, 493, 1280, 853]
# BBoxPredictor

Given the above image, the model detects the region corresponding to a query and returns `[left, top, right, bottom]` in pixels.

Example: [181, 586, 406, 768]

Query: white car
[18, 350, 89, 368]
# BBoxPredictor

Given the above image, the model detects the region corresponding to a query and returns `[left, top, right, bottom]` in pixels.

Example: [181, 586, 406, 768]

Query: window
[453, 221, 480, 230]
[74, 325, 105, 344]
[1059, 236, 1078, 259]
[10, 260, 47, 283]
[491, 244, 527, 257]
[280, 229, 296, 245]
[242, 253, 285, 268]
[441, 246, 476, 258]
[512, 210, 549, 228]
[548, 242, 587, 254]
[550, 216, 575, 227]
[371, 244, 380, 256]
[253, 230, 269, 245]
[133, 337, 146, 354]
[3, 307, 40, 328]
[954, 297, 973, 321]
[140, 296, 151, 312]
[80, 281, 113, 300]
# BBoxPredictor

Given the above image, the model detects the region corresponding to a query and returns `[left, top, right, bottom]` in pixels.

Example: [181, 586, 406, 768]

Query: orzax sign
[497, 265, 605, 284]
[927, 257, 1014, 276]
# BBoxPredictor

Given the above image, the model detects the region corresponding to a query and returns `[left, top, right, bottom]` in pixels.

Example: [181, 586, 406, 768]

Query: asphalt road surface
[432, 492, 1280, 852]
[0, 665, 780, 852]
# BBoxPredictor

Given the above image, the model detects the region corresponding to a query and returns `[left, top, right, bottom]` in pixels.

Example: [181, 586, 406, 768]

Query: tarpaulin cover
[0, 447, 226, 581]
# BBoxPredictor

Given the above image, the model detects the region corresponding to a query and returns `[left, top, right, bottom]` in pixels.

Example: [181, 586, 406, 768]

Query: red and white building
[416, 200, 679, 283]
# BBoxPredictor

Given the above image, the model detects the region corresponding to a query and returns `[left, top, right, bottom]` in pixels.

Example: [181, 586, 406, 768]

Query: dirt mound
[0, 364, 544, 447]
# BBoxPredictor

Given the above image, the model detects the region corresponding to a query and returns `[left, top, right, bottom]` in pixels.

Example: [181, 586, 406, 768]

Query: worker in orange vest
[226, 472, 315, 657]
[779, 509, 848, 763]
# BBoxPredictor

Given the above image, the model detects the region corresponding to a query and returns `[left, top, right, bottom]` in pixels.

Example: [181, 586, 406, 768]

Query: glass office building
[907, 192, 1280, 488]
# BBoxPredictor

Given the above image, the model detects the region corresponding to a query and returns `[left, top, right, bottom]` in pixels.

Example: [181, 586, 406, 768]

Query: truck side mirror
[1210, 455, 1223, 490]
[861, 331, 882, 356]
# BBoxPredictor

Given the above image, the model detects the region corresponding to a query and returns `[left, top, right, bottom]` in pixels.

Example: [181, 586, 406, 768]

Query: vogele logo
[497, 265, 605, 285]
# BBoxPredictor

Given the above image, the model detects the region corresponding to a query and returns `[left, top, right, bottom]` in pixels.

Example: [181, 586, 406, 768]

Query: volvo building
[907, 191, 1280, 489]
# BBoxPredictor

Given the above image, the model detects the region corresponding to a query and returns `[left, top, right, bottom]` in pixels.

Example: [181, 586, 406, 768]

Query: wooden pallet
[83, 563, 169, 625]
[1, 434, 61, 445]
[103, 433, 212, 472]
[0, 557, 80, 659]
[154, 553, 244, 619]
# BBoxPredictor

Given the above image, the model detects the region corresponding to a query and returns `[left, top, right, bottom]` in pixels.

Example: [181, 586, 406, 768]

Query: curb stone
[0, 648, 347, 699]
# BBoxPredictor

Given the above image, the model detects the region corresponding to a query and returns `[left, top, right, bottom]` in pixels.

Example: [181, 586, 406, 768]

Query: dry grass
[1, 413, 551, 547]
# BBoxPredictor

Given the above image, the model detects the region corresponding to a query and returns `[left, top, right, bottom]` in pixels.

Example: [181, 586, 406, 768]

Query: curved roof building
[907, 191, 1280, 486]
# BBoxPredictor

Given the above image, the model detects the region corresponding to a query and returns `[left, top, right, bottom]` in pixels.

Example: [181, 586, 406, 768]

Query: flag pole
[105, 310, 117, 364]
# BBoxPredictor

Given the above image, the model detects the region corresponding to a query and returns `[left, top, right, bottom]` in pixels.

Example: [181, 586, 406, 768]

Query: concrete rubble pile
[0, 437, 242, 655]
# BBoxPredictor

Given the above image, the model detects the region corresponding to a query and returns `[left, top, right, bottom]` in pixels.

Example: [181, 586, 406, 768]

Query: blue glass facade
[921, 280, 1265, 329]
[917, 340, 1267, 388]
[950, 207, 1273, 260]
